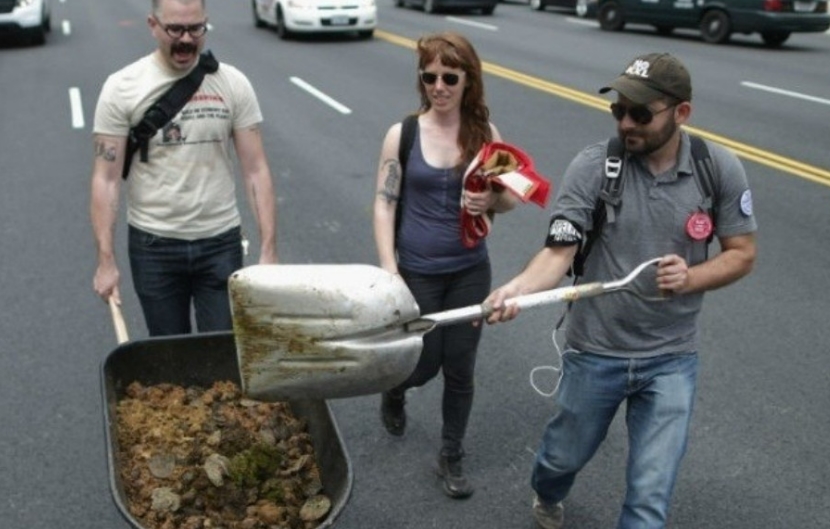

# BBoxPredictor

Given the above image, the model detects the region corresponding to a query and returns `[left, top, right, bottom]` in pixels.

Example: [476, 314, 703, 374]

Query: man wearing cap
[483, 53, 757, 528]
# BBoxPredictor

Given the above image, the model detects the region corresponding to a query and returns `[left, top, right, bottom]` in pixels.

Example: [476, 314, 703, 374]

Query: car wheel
[276, 8, 291, 39]
[598, 1, 625, 32]
[530, 0, 545, 11]
[761, 30, 790, 47]
[481, 5, 495, 14]
[252, 0, 267, 28]
[700, 10, 731, 44]
[654, 25, 673, 35]
[358, 29, 374, 39]
[395, 0, 405, 6]
[424, 0, 437, 14]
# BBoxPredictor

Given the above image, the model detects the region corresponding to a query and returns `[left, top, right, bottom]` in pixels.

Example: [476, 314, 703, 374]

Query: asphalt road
[1, 1, 829, 528]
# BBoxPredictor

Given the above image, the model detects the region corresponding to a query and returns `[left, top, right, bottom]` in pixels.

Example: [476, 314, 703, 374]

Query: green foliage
[227, 443, 283, 489]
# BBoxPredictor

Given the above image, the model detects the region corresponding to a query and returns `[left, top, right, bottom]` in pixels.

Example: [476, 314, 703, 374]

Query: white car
[0, 0, 51, 45]
[252, 0, 377, 39]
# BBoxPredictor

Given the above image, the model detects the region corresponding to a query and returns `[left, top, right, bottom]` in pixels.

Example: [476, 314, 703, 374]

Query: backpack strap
[689, 136, 718, 245]
[394, 114, 418, 239]
[398, 114, 418, 173]
[122, 51, 220, 180]
[571, 137, 626, 277]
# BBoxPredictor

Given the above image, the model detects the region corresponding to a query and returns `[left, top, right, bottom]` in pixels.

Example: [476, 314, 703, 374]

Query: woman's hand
[462, 188, 497, 216]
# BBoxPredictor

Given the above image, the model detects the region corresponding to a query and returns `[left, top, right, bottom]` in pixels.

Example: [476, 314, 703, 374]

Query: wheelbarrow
[100, 306, 353, 529]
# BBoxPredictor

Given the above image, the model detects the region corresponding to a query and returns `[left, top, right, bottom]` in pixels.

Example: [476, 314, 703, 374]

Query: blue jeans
[128, 225, 243, 336]
[532, 350, 698, 529]
[394, 260, 491, 457]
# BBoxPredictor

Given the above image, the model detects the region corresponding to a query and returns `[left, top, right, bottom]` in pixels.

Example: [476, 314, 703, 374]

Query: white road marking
[567, 17, 598, 27]
[741, 81, 830, 106]
[290, 77, 352, 115]
[68, 87, 85, 129]
[446, 16, 498, 31]
[62, 20, 71, 36]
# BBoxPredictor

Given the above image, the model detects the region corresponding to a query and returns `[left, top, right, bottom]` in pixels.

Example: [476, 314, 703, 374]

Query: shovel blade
[230, 264, 423, 400]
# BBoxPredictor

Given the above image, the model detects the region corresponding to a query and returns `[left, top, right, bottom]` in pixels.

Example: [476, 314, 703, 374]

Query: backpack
[570, 135, 719, 278]
[122, 51, 219, 179]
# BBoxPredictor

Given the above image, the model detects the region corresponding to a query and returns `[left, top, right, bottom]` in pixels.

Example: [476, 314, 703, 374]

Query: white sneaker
[532, 495, 564, 529]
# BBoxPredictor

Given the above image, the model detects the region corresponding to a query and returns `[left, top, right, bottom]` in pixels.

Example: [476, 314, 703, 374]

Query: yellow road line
[375, 29, 830, 187]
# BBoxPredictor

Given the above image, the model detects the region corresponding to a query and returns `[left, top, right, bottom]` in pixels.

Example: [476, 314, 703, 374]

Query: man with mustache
[90, 0, 277, 336]
[483, 53, 757, 528]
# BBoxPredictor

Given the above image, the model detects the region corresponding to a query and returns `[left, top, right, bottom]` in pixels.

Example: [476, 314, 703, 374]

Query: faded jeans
[532, 350, 698, 529]
[128, 225, 242, 336]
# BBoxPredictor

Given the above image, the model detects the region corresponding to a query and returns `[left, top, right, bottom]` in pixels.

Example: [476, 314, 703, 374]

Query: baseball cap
[599, 53, 692, 105]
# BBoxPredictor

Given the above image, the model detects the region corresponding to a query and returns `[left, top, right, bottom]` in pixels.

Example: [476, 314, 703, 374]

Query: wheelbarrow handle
[409, 257, 662, 332]
[109, 297, 130, 344]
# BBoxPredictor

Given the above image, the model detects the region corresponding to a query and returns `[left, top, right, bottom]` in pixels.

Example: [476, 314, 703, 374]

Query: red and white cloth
[460, 142, 552, 248]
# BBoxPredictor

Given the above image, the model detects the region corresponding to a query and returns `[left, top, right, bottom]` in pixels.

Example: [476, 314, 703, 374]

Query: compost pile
[115, 380, 331, 529]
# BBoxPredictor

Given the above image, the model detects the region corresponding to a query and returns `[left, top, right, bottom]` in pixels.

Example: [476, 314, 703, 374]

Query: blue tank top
[397, 126, 488, 274]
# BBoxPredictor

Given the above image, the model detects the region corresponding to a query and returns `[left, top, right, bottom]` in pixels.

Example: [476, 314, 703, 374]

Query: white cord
[529, 325, 565, 398]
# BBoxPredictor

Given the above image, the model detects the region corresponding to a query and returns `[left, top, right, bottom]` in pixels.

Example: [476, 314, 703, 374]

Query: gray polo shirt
[551, 132, 757, 357]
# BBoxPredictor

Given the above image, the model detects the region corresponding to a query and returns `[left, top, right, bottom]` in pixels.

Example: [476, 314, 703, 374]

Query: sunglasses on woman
[610, 102, 675, 125]
[419, 71, 461, 86]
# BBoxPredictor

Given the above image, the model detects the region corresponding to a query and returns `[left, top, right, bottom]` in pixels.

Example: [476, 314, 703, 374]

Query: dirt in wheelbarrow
[115, 380, 331, 529]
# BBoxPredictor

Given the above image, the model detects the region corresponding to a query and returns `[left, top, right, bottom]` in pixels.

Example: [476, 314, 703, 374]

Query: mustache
[171, 42, 198, 54]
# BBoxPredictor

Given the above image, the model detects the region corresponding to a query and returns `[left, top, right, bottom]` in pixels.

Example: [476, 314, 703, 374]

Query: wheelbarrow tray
[100, 331, 353, 529]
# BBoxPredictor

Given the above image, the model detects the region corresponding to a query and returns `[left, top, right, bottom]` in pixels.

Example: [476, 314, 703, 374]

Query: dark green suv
[596, 0, 830, 46]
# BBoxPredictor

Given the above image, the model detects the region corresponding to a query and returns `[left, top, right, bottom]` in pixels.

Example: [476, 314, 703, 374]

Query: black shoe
[437, 454, 474, 499]
[380, 391, 406, 436]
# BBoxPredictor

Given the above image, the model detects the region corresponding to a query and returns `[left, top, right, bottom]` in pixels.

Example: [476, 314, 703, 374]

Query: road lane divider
[68, 87, 84, 129]
[445, 16, 499, 31]
[290, 77, 352, 115]
[374, 29, 830, 187]
[741, 81, 830, 106]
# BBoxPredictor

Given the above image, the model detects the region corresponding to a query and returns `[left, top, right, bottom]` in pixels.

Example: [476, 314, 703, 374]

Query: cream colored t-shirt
[93, 52, 263, 240]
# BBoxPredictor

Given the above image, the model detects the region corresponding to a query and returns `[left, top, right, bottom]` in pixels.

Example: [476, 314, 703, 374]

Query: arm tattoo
[95, 140, 117, 162]
[378, 159, 401, 205]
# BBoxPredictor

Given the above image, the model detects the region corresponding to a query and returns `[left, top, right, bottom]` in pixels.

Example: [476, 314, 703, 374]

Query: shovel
[229, 257, 662, 401]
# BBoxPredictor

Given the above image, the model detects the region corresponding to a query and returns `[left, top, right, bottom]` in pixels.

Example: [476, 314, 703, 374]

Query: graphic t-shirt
[93, 52, 263, 240]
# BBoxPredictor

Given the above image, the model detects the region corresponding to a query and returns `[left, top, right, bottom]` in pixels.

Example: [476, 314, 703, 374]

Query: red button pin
[686, 211, 713, 241]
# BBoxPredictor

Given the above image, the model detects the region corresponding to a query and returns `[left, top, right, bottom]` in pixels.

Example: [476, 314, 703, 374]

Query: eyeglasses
[154, 17, 209, 39]
[419, 71, 461, 87]
[610, 103, 675, 125]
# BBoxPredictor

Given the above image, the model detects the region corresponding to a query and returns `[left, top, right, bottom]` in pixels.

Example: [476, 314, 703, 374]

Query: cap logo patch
[625, 60, 652, 79]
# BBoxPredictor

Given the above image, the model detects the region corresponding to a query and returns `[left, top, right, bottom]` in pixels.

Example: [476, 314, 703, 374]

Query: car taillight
[764, 0, 784, 11]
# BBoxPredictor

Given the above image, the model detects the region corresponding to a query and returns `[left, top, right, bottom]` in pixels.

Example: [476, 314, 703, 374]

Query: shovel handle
[413, 258, 662, 331]
[109, 297, 129, 344]
[414, 282, 605, 330]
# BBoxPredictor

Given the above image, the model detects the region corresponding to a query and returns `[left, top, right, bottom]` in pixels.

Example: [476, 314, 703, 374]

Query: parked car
[595, 0, 830, 47]
[397, 0, 498, 15]
[529, 0, 577, 11]
[252, 0, 377, 39]
[0, 0, 51, 45]
[529, 0, 598, 18]
[576, 0, 599, 17]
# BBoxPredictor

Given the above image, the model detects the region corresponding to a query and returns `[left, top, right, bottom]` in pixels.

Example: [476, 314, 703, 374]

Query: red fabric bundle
[460, 142, 552, 248]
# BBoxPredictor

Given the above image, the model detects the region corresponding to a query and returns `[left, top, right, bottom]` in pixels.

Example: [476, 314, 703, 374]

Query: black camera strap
[122, 51, 219, 179]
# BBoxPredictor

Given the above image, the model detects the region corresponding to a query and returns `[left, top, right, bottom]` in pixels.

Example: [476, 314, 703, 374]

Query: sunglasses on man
[419, 71, 461, 87]
[610, 102, 675, 125]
